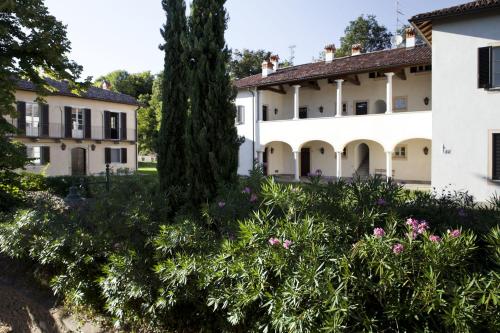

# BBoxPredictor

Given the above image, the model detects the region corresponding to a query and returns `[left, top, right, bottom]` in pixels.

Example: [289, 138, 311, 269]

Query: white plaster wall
[265, 141, 294, 175]
[432, 13, 500, 201]
[235, 90, 255, 175]
[302, 141, 336, 176]
[392, 139, 432, 182]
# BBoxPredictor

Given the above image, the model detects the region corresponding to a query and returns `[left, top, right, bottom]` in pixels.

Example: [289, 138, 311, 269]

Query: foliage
[0, 174, 499, 332]
[0, 0, 88, 210]
[94, 70, 154, 100]
[186, 0, 241, 205]
[157, 0, 189, 196]
[336, 14, 393, 57]
[137, 73, 162, 154]
[229, 49, 272, 79]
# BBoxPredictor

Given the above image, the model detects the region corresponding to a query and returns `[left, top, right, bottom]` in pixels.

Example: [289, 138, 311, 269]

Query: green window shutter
[41, 146, 50, 165]
[478, 46, 492, 89]
[105, 147, 111, 164]
[121, 148, 127, 163]
[17, 101, 26, 134]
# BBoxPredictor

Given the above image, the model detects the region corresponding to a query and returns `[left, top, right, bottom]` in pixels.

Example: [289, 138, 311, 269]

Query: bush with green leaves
[0, 173, 498, 332]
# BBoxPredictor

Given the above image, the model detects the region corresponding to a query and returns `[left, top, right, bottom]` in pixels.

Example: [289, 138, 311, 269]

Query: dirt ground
[0, 256, 104, 333]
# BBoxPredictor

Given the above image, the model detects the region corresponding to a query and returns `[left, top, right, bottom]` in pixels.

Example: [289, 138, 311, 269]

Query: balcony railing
[9, 120, 136, 141]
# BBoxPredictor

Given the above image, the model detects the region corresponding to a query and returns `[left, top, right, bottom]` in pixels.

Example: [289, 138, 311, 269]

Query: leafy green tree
[229, 49, 271, 79]
[157, 0, 189, 193]
[336, 15, 393, 57]
[0, 0, 87, 209]
[94, 70, 154, 100]
[186, 0, 241, 205]
[137, 73, 162, 154]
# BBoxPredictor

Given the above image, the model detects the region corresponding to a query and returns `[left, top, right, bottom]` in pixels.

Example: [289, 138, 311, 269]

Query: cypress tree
[157, 0, 189, 193]
[186, 0, 240, 205]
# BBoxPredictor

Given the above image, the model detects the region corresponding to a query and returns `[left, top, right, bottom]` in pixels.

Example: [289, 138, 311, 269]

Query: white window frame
[27, 146, 41, 165]
[110, 148, 122, 164]
[71, 107, 85, 139]
[25, 102, 40, 137]
[236, 105, 245, 125]
[393, 145, 407, 159]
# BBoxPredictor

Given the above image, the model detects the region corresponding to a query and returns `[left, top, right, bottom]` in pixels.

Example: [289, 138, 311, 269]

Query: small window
[262, 105, 268, 121]
[493, 47, 500, 88]
[27, 146, 41, 165]
[25, 102, 39, 136]
[342, 102, 348, 114]
[393, 145, 407, 159]
[299, 107, 308, 119]
[355, 101, 368, 115]
[493, 133, 500, 180]
[368, 72, 385, 78]
[478, 46, 500, 89]
[410, 65, 432, 73]
[110, 148, 121, 163]
[393, 96, 408, 111]
[236, 105, 245, 124]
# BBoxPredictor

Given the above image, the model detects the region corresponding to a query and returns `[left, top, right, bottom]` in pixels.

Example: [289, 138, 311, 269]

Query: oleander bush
[0, 171, 499, 332]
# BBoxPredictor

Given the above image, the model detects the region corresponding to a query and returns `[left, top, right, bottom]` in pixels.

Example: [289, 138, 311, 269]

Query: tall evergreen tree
[186, 0, 240, 205]
[157, 0, 189, 192]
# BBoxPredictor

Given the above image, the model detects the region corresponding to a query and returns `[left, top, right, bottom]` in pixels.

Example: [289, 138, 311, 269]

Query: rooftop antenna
[289, 45, 296, 65]
[395, 0, 405, 35]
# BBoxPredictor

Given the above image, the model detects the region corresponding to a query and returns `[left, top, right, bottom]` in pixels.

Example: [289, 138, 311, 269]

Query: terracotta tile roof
[15, 78, 140, 106]
[235, 45, 431, 89]
[410, 0, 500, 23]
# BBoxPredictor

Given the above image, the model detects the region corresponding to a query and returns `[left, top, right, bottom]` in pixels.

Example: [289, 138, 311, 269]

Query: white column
[293, 151, 300, 181]
[385, 72, 394, 114]
[385, 151, 393, 181]
[253, 88, 260, 160]
[335, 79, 344, 117]
[336, 151, 342, 178]
[293, 85, 301, 120]
[257, 150, 264, 164]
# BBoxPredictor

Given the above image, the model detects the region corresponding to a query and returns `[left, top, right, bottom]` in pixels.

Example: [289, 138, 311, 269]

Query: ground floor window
[105, 148, 128, 164]
[493, 133, 500, 180]
[393, 145, 407, 159]
[27, 146, 50, 165]
[236, 105, 245, 124]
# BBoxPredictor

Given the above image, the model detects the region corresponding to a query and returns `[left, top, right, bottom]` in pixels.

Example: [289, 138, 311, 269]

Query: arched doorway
[263, 141, 294, 178]
[299, 140, 336, 177]
[374, 99, 386, 114]
[71, 148, 86, 176]
[356, 143, 369, 177]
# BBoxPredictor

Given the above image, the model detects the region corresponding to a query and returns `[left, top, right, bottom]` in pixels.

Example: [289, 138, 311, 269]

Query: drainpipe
[248, 88, 255, 162]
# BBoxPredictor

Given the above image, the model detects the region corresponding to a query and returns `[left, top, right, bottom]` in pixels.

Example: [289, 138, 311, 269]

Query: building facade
[234, 0, 500, 201]
[8, 79, 139, 176]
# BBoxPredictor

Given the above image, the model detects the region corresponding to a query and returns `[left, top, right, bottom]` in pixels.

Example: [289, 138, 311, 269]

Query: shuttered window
[236, 106, 245, 124]
[493, 133, 500, 181]
[493, 47, 500, 88]
[105, 148, 127, 164]
[478, 46, 500, 89]
[27, 146, 50, 165]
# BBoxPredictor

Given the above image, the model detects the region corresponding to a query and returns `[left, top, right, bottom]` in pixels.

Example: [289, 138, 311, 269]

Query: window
[25, 103, 39, 136]
[410, 65, 432, 73]
[299, 107, 308, 119]
[493, 133, 500, 180]
[27, 146, 50, 165]
[71, 108, 84, 138]
[262, 105, 268, 121]
[393, 145, 407, 159]
[393, 96, 408, 111]
[105, 147, 127, 164]
[478, 46, 500, 89]
[368, 72, 385, 78]
[355, 101, 368, 115]
[236, 105, 245, 124]
[342, 102, 348, 114]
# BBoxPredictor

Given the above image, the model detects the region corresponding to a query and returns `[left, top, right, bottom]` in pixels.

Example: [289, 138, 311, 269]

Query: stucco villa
[234, 0, 500, 201]
[8, 79, 139, 176]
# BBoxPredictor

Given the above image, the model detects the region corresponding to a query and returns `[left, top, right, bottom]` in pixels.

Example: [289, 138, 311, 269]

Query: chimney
[324, 44, 336, 62]
[270, 54, 280, 71]
[351, 44, 362, 56]
[405, 27, 416, 48]
[262, 60, 274, 77]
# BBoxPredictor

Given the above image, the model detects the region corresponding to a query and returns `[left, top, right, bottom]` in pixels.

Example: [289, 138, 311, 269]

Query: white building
[234, 0, 500, 201]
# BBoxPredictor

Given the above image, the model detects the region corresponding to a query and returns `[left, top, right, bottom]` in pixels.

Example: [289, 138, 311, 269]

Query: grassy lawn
[138, 162, 157, 175]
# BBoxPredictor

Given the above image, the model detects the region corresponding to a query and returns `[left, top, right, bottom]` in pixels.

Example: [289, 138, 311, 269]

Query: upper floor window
[493, 133, 500, 181]
[393, 96, 408, 111]
[410, 65, 431, 73]
[478, 46, 500, 89]
[236, 105, 245, 124]
[25, 102, 40, 136]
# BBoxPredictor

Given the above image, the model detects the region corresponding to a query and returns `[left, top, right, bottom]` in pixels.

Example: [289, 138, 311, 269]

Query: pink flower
[407, 231, 417, 240]
[218, 201, 225, 208]
[376, 198, 387, 206]
[417, 221, 429, 234]
[242, 187, 251, 194]
[392, 243, 404, 254]
[283, 239, 292, 249]
[250, 193, 258, 203]
[429, 235, 441, 243]
[373, 227, 385, 238]
[406, 218, 419, 229]
[448, 229, 461, 238]
[268, 237, 280, 246]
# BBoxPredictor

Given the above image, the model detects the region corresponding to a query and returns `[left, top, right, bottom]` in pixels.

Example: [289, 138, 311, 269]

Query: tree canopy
[94, 70, 154, 100]
[0, 0, 87, 176]
[229, 49, 271, 79]
[336, 15, 393, 57]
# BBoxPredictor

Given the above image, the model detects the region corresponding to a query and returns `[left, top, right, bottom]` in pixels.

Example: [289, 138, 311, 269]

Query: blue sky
[44, 0, 465, 79]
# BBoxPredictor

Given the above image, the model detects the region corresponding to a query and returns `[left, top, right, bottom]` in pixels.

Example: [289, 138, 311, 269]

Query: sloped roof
[235, 45, 431, 89]
[410, 0, 500, 23]
[16, 78, 140, 106]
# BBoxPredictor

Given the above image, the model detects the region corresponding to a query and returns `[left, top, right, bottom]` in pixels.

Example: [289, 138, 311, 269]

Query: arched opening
[356, 143, 370, 177]
[71, 148, 86, 176]
[299, 140, 336, 177]
[374, 99, 386, 114]
[263, 141, 294, 178]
